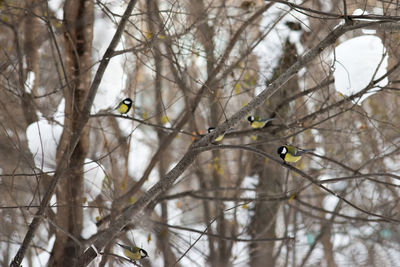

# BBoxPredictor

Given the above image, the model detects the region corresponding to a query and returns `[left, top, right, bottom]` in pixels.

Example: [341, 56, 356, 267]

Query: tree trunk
[249, 39, 299, 267]
[49, 0, 93, 266]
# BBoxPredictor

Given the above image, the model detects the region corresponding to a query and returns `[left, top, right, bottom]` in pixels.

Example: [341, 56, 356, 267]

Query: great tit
[207, 127, 234, 142]
[277, 145, 314, 163]
[247, 116, 275, 129]
[116, 98, 133, 115]
[208, 127, 225, 142]
[117, 243, 148, 261]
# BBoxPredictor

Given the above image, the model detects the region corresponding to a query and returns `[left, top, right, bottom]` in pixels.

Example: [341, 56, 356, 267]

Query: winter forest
[1, 0, 400, 266]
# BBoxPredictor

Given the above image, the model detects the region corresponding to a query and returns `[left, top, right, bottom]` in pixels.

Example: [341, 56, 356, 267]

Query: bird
[247, 116, 275, 129]
[208, 127, 235, 142]
[208, 127, 225, 142]
[116, 98, 133, 115]
[277, 145, 314, 163]
[117, 243, 148, 261]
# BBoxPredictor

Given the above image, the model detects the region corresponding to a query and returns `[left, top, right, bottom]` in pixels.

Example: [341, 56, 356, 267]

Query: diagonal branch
[74, 20, 390, 266]
[107, 2, 275, 215]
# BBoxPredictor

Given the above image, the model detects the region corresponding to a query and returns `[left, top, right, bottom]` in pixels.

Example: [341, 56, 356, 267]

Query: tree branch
[75, 20, 391, 266]
[9, 1, 138, 266]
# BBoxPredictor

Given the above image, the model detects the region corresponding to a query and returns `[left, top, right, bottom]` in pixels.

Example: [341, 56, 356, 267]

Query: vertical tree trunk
[198, 2, 232, 265]
[249, 39, 298, 267]
[49, 0, 93, 266]
[146, 1, 179, 265]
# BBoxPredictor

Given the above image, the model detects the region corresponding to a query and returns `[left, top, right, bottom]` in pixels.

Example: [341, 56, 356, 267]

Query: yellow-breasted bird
[208, 127, 234, 142]
[277, 145, 314, 163]
[247, 116, 275, 129]
[117, 243, 148, 261]
[116, 98, 133, 115]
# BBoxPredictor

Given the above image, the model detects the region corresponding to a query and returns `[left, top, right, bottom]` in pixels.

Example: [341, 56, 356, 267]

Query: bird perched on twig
[207, 127, 234, 142]
[116, 98, 133, 115]
[277, 145, 314, 163]
[117, 243, 148, 261]
[247, 115, 275, 129]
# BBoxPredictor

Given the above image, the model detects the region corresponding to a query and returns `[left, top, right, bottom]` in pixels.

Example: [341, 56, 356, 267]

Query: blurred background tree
[1, 0, 400, 266]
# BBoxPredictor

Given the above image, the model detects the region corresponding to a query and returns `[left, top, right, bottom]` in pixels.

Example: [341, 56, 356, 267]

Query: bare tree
[1, 1, 400, 267]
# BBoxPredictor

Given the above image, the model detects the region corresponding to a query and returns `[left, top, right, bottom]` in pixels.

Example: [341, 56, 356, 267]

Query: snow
[352, 9, 376, 34]
[21, 2, 397, 266]
[81, 208, 98, 239]
[50, 194, 57, 214]
[26, 117, 63, 172]
[35, 235, 55, 267]
[82, 160, 106, 239]
[26, 99, 65, 172]
[320, 173, 348, 191]
[4, 128, 13, 137]
[48, 0, 64, 20]
[16, 234, 54, 267]
[128, 128, 158, 185]
[27, 99, 105, 239]
[332, 35, 388, 104]
[91, 6, 126, 113]
[254, 4, 309, 95]
[83, 159, 104, 199]
[323, 194, 340, 215]
[25, 71, 35, 94]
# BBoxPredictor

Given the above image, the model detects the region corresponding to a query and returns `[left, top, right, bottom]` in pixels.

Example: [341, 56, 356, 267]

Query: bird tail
[263, 118, 276, 123]
[261, 117, 276, 128]
[301, 148, 315, 153]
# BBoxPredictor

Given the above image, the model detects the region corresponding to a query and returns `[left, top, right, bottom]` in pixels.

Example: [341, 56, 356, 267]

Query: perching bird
[116, 98, 133, 115]
[277, 145, 314, 163]
[208, 127, 235, 142]
[247, 116, 275, 129]
[208, 127, 225, 142]
[117, 243, 148, 261]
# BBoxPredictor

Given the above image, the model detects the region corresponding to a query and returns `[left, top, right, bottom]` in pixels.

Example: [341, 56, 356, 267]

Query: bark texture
[49, 0, 94, 266]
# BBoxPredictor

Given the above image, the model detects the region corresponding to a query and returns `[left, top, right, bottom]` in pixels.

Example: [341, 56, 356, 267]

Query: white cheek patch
[123, 100, 131, 105]
[281, 147, 287, 154]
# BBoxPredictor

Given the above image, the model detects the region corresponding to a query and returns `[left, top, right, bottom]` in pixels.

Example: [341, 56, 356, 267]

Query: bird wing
[286, 145, 298, 155]
[123, 248, 141, 260]
[261, 117, 276, 123]
[118, 243, 139, 253]
[296, 147, 315, 155]
[289, 146, 315, 156]
[118, 243, 141, 260]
